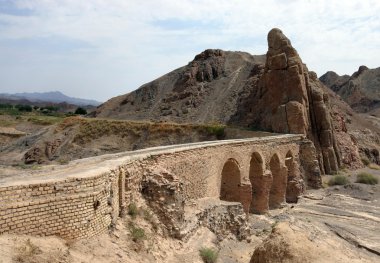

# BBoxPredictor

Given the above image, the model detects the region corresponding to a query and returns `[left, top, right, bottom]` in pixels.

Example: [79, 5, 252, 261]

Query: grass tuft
[368, 163, 380, 170]
[27, 116, 63, 126]
[128, 203, 138, 219]
[361, 157, 370, 166]
[356, 172, 378, 185]
[199, 247, 219, 263]
[328, 175, 349, 186]
[57, 158, 69, 165]
[128, 223, 146, 243]
[13, 239, 42, 262]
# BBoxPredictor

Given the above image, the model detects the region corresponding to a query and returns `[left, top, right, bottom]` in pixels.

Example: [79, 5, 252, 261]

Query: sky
[0, 0, 379, 102]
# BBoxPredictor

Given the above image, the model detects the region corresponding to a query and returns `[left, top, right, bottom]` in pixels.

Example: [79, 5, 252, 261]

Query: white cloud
[0, 0, 380, 100]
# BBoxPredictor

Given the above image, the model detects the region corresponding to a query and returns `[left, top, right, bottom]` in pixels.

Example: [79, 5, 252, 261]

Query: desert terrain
[1, 27, 380, 263]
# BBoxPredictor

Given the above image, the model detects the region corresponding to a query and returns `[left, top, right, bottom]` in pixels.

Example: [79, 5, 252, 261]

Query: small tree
[16, 104, 33, 112]
[74, 107, 87, 115]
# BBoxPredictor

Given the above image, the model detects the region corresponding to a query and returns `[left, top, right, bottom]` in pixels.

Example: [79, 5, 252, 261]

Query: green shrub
[361, 157, 370, 166]
[0, 103, 13, 109]
[356, 172, 378, 185]
[204, 124, 225, 139]
[75, 107, 87, 115]
[328, 175, 349, 186]
[128, 203, 138, 218]
[199, 247, 218, 263]
[129, 224, 146, 243]
[15, 104, 32, 112]
[40, 106, 59, 112]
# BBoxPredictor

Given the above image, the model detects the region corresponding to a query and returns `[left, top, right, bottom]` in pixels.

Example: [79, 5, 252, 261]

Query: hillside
[0, 116, 270, 167]
[0, 91, 101, 106]
[94, 50, 265, 124]
[93, 28, 380, 172]
[320, 66, 380, 114]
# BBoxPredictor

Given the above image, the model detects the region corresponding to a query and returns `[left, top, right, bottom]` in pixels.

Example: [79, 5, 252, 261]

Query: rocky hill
[320, 66, 380, 113]
[94, 50, 266, 124]
[94, 28, 379, 172]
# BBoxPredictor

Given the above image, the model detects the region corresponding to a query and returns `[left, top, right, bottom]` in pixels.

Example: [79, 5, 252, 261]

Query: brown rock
[268, 53, 287, 70]
[24, 147, 44, 164]
[250, 28, 341, 174]
[24, 138, 62, 164]
[286, 101, 307, 134]
[299, 137, 322, 188]
[320, 66, 380, 113]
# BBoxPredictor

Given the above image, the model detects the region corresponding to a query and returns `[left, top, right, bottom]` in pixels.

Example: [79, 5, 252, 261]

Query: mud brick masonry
[0, 134, 321, 240]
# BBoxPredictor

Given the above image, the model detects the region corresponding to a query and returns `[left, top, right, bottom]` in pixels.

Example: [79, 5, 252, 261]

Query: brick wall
[0, 172, 118, 239]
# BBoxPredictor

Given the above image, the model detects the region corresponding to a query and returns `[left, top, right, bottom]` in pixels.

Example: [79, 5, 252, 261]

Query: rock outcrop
[320, 66, 380, 113]
[24, 138, 62, 164]
[247, 28, 340, 174]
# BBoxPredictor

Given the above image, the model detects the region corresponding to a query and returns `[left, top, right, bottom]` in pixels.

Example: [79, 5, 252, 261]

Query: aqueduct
[0, 134, 320, 240]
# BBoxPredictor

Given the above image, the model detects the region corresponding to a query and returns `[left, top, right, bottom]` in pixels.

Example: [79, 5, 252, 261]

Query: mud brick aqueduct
[0, 134, 321, 240]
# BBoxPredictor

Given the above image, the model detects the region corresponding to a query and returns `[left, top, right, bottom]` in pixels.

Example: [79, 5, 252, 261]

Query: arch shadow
[220, 158, 251, 212]
[220, 158, 241, 203]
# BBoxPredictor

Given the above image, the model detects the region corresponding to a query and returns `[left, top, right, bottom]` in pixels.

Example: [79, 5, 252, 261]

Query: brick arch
[269, 153, 287, 209]
[249, 152, 268, 214]
[220, 158, 242, 204]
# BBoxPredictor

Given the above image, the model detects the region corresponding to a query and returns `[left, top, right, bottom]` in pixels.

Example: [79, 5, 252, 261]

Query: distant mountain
[0, 91, 101, 106]
[320, 66, 380, 113]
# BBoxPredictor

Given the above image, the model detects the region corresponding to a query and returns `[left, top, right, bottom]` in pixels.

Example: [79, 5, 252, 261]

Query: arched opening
[269, 154, 286, 209]
[249, 152, 267, 214]
[285, 150, 299, 203]
[220, 158, 241, 203]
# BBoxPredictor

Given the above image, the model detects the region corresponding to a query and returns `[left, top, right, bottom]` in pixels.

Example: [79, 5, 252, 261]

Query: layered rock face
[249, 28, 340, 174]
[320, 66, 380, 113]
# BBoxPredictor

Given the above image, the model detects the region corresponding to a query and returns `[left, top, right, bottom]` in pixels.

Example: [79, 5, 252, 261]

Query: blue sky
[0, 0, 379, 102]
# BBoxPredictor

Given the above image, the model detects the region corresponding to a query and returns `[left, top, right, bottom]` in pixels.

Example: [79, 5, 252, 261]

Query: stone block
[268, 53, 287, 70]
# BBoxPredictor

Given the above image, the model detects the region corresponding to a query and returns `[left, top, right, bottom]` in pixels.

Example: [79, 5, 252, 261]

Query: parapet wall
[0, 135, 316, 240]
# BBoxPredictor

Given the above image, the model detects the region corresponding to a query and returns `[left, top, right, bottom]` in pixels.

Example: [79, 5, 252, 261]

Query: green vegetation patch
[74, 107, 87, 115]
[128, 203, 138, 219]
[199, 247, 219, 263]
[328, 175, 349, 186]
[203, 124, 225, 139]
[356, 172, 378, 185]
[128, 223, 146, 243]
[361, 157, 370, 166]
[27, 115, 64, 126]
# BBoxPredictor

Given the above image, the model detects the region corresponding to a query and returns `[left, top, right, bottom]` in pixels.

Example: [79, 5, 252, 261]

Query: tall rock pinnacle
[260, 28, 340, 174]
